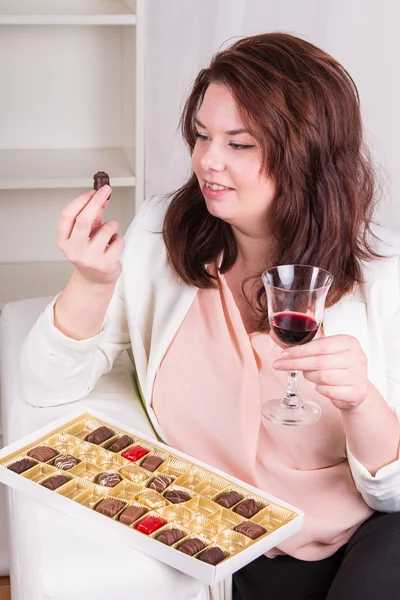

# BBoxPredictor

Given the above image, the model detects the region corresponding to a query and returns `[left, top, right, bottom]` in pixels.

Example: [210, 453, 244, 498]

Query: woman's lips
[202, 184, 233, 198]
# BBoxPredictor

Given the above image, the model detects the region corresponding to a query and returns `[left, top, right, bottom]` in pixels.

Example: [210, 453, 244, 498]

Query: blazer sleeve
[347, 254, 400, 512]
[19, 206, 147, 408]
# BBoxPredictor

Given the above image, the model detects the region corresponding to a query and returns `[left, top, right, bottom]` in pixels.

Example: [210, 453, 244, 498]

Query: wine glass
[261, 265, 333, 426]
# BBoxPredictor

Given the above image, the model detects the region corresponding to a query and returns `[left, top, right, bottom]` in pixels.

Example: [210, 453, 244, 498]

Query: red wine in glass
[261, 264, 333, 426]
[271, 312, 319, 346]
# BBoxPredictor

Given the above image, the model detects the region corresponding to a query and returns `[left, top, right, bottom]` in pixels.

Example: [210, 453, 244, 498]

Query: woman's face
[191, 83, 275, 237]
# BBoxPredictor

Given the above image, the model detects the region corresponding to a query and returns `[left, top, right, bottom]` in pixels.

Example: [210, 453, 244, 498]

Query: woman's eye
[194, 132, 208, 141]
[229, 143, 255, 150]
[194, 132, 255, 150]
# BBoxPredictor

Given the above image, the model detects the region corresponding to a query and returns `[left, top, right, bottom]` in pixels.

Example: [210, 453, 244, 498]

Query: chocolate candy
[93, 171, 110, 190]
[141, 455, 164, 472]
[84, 426, 114, 445]
[97, 472, 122, 487]
[28, 446, 58, 462]
[234, 521, 264, 540]
[54, 455, 79, 470]
[149, 475, 172, 493]
[118, 505, 145, 525]
[164, 490, 191, 504]
[197, 547, 225, 565]
[178, 538, 204, 556]
[108, 435, 133, 453]
[157, 528, 184, 546]
[122, 445, 149, 462]
[216, 491, 242, 508]
[95, 498, 125, 517]
[136, 516, 166, 535]
[120, 465, 149, 484]
[234, 498, 259, 518]
[42, 475, 69, 490]
[8, 458, 36, 474]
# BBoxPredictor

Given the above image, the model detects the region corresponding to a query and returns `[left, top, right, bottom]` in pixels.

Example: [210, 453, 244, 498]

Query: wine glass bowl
[261, 265, 333, 426]
[270, 311, 319, 346]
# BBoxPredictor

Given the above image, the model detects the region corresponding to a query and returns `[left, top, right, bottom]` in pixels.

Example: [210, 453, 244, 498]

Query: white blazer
[21, 195, 400, 513]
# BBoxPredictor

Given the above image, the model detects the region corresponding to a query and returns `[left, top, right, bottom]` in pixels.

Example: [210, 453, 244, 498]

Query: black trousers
[233, 511, 400, 600]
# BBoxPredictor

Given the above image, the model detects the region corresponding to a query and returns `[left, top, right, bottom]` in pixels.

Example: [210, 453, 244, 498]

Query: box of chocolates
[0, 408, 304, 584]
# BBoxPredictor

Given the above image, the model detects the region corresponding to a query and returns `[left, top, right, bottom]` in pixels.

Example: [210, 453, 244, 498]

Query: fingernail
[98, 184, 111, 196]
[280, 351, 290, 358]
[273, 360, 283, 368]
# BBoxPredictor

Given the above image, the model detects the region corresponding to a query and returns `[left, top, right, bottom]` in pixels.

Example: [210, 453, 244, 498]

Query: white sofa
[0, 297, 230, 600]
[0, 433, 10, 577]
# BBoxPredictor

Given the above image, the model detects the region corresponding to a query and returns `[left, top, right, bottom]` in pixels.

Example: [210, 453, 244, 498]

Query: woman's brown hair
[162, 33, 381, 330]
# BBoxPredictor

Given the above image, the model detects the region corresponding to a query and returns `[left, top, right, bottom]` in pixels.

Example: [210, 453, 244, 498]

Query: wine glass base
[262, 398, 322, 426]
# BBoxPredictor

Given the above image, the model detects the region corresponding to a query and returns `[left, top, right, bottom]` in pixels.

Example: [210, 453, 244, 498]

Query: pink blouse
[152, 267, 373, 560]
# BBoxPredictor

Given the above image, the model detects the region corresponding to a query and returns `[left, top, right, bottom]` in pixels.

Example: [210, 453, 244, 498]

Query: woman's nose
[200, 144, 225, 171]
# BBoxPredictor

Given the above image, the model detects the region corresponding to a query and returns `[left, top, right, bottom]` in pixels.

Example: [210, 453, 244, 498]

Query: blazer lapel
[323, 273, 390, 398]
[323, 292, 370, 359]
[143, 275, 198, 442]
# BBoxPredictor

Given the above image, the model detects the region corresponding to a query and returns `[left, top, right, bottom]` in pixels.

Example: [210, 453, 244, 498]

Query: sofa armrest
[0, 297, 154, 445]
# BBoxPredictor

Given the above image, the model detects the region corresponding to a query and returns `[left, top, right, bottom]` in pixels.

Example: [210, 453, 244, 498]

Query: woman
[21, 33, 400, 599]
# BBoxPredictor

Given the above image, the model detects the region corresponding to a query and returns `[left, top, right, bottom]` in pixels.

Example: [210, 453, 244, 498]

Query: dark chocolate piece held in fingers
[93, 171, 110, 190]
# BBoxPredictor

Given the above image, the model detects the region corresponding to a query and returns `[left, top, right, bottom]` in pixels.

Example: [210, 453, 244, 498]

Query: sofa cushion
[0, 435, 9, 577]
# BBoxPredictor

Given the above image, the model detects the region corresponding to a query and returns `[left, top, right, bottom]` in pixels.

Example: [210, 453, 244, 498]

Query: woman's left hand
[272, 334, 369, 411]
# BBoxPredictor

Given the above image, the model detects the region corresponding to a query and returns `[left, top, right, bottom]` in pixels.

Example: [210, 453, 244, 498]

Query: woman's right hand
[56, 185, 124, 288]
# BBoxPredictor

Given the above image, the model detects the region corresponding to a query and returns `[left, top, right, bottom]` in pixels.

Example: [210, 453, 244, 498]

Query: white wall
[145, 0, 400, 230]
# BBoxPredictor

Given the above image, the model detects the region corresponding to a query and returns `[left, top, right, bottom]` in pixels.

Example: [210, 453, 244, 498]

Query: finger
[93, 236, 124, 274]
[57, 189, 96, 243]
[70, 185, 112, 242]
[280, 335, 357, 359]
[273, 352, 351, 372]
[88, 220, 120, 253]
[91, 199, 110, 235]
[315, 384, 365, 404]
[104, 233, 124, 261]
[303, 369, 352, 386]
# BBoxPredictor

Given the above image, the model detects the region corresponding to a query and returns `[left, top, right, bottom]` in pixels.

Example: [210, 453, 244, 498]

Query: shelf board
[0, 148, 136, 190]
[0, 261, 73, 309]
[0, 0, 136, 25]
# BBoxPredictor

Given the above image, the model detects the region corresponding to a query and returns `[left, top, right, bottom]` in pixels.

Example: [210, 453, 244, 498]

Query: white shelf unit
[0, 148, 136, 190]
[0, 0, 136, 25]
[0, 0, 145, 308]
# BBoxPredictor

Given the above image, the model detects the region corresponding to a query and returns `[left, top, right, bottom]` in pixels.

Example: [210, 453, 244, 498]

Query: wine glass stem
[283, 370, 303, 409]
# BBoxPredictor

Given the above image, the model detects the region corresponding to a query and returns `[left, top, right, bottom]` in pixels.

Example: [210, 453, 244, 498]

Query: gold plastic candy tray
[0, 408, 304, 584]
